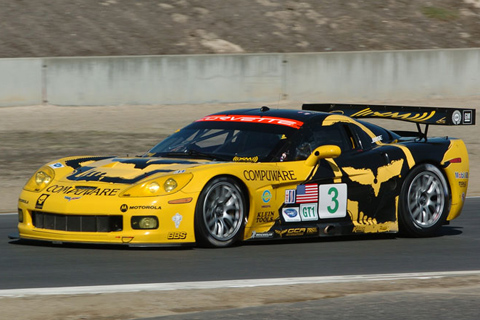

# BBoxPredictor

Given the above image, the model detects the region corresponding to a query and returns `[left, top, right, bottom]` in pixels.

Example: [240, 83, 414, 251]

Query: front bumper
[17, 189, 198, 246]
[8, 232, 194, 248]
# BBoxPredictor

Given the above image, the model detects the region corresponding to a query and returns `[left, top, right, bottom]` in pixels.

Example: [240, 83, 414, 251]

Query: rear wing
[302, 103, 476, 126]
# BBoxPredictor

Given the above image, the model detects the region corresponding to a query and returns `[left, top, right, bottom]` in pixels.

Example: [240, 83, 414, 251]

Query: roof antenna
[260, 106, 270, 112]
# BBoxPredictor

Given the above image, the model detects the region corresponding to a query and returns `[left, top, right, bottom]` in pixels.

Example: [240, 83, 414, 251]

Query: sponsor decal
[464, 110, 473, 124]
[69, 170, 107, 181]
[300, 203, 318, 221]
[64, 196, 81, 201]
[129, 205, 161, 210]
[350, 108, 436, 122]
[282, 207, 301, 222]
[285, 189, 296, 204]
[452, 110, 462, 125]
[275, 228, 306, 237]
[173, 170, 186, 174]
[172, 213, 183, 228]
[120, 204, 162, 212]
[296, 184, 318, 203]
[256, 211, 275, 223]
[459, 181, 467, 188]
[196, 115, 304, 129]
[19, 198, 29, 205]
[372, 135, 382, 143]
[319, 184, 347, 219]
[251, 231, 274, 239]
[233, 156, 259, 163]
[167, 231, 187, 240]
[262, 190, 272, 203]
[35, 194, 50, 209]
[46, 185, 120, 197]
[436, 117, 446, 124]
[306, 227, 319, 235]
[455, 172, 469, 179]
[49, 162, 64, 169]
[243, 169, 296, 182]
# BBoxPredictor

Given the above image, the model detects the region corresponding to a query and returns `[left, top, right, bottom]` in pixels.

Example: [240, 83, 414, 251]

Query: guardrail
[1, 48, 480, 107]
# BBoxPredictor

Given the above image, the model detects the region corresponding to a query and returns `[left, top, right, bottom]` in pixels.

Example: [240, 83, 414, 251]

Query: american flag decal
[296, 184, 319, 203]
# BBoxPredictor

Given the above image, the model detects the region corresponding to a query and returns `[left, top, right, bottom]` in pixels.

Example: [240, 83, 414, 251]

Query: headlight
[120, 173, 193, 197]
[35, 170, 52, 185]
[23, 166, 55, 192]
[147, 182, 161, 194]
[164, 178, 178, 193]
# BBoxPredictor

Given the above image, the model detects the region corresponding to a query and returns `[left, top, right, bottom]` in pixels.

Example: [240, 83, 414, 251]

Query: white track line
[1, 270, 480, 298]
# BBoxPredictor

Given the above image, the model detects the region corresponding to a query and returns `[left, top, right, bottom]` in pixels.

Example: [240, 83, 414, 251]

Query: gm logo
[262, 190, 272, 203]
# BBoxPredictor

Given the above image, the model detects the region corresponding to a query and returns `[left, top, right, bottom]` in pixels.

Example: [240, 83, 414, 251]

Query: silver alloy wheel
[202, 181, 244, 241]
[406, 170, 445, 228]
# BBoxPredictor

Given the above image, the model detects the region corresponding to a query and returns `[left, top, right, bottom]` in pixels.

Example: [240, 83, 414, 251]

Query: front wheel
[398, 164, 450, 237]
[195, 177, 246, 247]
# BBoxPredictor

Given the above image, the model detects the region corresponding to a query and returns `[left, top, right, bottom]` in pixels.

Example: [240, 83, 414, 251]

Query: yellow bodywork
[16, 113, 471, 246]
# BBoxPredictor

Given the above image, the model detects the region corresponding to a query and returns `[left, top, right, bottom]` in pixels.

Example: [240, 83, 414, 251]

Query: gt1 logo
[300, 203, 318, 221]
[319, 184, 347, 219]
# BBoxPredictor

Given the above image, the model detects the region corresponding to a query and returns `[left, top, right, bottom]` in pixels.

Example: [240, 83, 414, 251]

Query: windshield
[146, 121, 299, 162]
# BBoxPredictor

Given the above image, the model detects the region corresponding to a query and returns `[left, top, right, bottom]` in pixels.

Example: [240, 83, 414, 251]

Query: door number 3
[319, 184, 347, 219]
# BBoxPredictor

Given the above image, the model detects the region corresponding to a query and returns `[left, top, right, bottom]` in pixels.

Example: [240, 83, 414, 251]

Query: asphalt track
[1, 198, 479, 291]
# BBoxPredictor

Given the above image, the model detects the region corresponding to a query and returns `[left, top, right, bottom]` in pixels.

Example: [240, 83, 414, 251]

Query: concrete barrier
[0, 58, 43, 106]
[284, 49, 480, 101]
[0, 48, 479, 107]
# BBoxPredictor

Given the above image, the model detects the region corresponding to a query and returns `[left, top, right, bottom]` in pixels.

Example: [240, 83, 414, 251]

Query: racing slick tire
[399, 164, 450, 237]
[195, 177, 247, 247]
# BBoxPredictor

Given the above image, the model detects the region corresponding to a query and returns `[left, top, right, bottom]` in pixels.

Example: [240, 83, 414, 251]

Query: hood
[58, 157, 211, 185]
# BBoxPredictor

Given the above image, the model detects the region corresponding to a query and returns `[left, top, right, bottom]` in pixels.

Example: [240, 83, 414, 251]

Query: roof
[209, 107, 330, 123]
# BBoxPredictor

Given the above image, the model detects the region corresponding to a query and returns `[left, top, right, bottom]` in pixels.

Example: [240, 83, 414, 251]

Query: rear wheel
[399, 164, 449, 237]
[195, 177, 246, 247]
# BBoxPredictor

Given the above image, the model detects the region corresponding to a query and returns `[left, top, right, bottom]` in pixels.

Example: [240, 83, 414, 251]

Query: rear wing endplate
[302, 103, 476, 126]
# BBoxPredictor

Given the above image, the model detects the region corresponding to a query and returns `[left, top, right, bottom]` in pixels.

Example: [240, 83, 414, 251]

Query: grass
[421, 6, 459, 21]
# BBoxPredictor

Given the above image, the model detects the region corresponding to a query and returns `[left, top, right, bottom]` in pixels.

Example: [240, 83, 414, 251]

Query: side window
[312, 124, 349, 151]
[282, 122, 351, 161]
[346, 123, 374, 150]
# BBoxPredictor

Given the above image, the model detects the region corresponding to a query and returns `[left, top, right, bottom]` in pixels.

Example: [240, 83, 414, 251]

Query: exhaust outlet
[324, 225, 335, 234]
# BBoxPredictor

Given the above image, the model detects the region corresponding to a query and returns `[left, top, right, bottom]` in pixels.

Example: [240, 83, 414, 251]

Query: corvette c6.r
[11, 104, 475, 247]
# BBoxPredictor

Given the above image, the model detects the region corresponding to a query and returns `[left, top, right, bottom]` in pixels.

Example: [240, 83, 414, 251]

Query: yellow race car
[12, 104, 475, 247]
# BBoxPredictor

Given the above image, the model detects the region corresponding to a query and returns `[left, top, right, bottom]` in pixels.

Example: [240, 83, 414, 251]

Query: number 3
[327, 187, 339, 213]
[319, 184, 346, 219]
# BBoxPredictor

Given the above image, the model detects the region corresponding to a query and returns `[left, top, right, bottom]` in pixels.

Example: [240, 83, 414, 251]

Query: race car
[11, 103, 475, 247]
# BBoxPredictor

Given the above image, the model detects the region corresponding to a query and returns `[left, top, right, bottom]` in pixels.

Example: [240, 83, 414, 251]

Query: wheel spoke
[216, 220, 224, 236]
[426, 179, 438, 195]
[422, 208, 430, 223]
[411, 205, 422, 220]
[222, 213, 235, 228]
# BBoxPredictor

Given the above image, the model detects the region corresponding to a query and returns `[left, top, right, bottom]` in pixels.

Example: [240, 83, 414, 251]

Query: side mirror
[305, 145, 341, 167]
